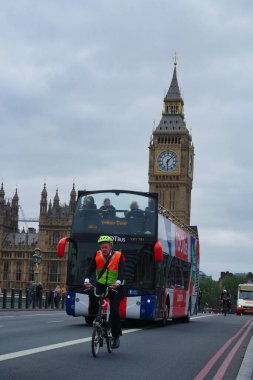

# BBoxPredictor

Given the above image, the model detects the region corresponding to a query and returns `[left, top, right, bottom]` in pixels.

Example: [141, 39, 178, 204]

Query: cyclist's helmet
[97, 235, 113, 245]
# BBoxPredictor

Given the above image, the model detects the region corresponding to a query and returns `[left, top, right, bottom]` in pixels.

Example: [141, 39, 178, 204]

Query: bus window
[182, 261, 191, 291]
[175, 265, 184, 288]
[124, 245, 154, 290]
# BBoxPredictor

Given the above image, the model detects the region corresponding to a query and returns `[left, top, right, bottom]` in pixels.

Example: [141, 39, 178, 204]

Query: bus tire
[157, 298, 170, 327]
[182, 301, 191, 323]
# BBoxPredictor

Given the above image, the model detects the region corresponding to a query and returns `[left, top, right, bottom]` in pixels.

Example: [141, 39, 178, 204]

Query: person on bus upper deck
[145, 198, 155, 214]
[82, 196, 97, 211]
[144, 199, 155, 233]
[125, 201, 144, 218]
[99, 198, 116, 218]
[84, 235, 125, 350]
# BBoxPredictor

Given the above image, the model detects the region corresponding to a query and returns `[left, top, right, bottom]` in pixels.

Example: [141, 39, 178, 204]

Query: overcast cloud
[1, 0, 253, 280]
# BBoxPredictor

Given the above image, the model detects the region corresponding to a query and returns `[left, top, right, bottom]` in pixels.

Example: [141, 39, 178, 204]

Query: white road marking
[0, 328, 141, 362]
[0, 316, 16, 319]
[47, 320, 63, 323]
[191, 314, 218, 320]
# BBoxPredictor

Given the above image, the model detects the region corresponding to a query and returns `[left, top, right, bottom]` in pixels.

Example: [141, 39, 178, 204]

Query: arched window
[53, 231, 60, 245]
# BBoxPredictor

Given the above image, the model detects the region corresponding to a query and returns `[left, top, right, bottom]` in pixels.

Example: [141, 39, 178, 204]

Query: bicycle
[91, 286, 113, 357]
[222, 299, 230, 316]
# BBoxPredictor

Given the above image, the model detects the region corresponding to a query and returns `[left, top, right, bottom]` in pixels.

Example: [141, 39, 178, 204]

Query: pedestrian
[54, 284, 62, 308]
[61, 284, 66, 295]
[35, 282, 43, 307]
[26, 281, 34, 305]
[61, 284, 67, 306]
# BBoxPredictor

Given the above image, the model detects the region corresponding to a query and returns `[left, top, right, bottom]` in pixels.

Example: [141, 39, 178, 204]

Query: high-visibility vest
[95, 250, 122, 285]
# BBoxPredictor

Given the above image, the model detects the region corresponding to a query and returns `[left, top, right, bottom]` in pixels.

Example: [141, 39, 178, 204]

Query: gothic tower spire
[69, 183, 76, 215]
[0, 182, 5, 205]
[40, 183, 48, 217]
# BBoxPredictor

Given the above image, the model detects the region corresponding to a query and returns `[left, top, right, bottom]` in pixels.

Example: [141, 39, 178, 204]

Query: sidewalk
[236, 333, 253, 380]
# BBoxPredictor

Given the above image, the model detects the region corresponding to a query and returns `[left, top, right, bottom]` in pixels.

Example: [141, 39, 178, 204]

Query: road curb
[236, 333, 253, 380]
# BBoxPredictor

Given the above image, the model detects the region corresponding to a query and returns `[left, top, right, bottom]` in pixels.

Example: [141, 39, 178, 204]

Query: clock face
[157, 151, 178, 172]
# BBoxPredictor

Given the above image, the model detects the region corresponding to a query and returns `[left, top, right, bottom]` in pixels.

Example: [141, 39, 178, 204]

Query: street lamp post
[33, 248, 42, 285]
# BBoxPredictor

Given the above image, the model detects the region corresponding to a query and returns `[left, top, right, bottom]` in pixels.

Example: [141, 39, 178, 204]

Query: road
[0, 311, 252, 380]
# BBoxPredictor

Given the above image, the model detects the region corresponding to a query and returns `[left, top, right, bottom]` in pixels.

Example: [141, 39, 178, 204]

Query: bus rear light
[57, 237, 70, 257]
[154, 241, 163, 262]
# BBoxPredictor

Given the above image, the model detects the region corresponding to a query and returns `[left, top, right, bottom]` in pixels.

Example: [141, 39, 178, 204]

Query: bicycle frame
[91, 286, 113, 357]
[94, 287, 110, 322]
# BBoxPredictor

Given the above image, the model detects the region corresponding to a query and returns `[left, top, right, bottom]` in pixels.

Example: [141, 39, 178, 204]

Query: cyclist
[220, 289, 231, 313]
[84, 235, 125, 349]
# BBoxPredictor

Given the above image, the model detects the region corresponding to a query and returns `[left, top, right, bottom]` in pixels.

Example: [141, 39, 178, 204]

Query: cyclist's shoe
[111, 337, 120, 349]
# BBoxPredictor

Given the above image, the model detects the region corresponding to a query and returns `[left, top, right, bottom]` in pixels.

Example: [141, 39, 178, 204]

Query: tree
[199, 278, 220, 311]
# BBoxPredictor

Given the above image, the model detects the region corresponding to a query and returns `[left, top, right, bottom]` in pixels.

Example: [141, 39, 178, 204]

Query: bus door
[154, 254, 168, 320]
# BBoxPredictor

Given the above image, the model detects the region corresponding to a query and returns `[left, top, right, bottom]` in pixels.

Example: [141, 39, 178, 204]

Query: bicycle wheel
[91, 328, 101, 357]
[106, 336, 113, 353]
[106, 323, 113, 353]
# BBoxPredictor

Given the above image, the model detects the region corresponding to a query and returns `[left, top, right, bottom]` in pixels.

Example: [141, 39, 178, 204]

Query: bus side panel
[168, 288, 174, 318]
[172, 289, 186, 318]
[73, 292, 89, 316]
[175, 226, 188, 261]
[158, 214, 173, 255]
[140, 295, 156, 320]
[121, 295, 156, 321]
[190, 236, 199, 315]
[66, 291, 76, 316]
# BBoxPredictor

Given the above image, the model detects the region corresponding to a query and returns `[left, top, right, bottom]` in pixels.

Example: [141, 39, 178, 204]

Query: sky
[1, 0, 253, 280]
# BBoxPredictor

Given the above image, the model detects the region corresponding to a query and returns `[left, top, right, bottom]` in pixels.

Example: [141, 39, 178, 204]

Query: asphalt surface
[0, 310, 252, 380]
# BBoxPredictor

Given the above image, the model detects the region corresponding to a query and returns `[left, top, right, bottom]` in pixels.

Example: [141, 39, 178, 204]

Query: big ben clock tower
[149, 58, 194, 225]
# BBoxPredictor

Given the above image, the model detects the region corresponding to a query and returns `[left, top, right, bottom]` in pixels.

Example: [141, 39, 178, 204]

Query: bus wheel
[182, 304, 191, 323]
[85, 316, 95, 325]
[157, 302, 169, 327]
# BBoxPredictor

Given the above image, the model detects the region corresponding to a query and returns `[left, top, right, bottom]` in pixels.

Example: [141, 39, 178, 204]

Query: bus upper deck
[71, 190, 157, 238]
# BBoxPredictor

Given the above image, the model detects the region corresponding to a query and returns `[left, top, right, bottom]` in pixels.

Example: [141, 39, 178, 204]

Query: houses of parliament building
[0, 60, 195, 290]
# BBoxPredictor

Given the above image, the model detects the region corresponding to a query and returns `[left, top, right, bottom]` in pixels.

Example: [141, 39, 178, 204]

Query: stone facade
[0, 183, 76, 291]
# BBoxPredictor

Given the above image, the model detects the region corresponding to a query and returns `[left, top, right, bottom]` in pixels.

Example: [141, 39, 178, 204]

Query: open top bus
[57, 189, 199, 325]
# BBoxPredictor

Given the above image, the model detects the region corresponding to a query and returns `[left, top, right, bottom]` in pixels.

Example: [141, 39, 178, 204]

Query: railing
[0, 288, 66, 310]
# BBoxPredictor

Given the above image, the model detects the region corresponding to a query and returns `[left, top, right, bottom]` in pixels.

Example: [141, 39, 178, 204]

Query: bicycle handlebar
[92, 285, 118, 298]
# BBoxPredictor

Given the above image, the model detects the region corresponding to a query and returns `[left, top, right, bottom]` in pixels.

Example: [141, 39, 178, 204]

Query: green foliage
[199, 278, 220, 310]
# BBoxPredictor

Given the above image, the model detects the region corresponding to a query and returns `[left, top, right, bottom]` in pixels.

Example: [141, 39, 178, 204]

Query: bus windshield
[72, 190, 157, 236]
[239, 291, 253, 300]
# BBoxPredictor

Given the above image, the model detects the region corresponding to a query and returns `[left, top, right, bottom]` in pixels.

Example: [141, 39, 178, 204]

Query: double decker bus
[57, 189, 200, 325]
